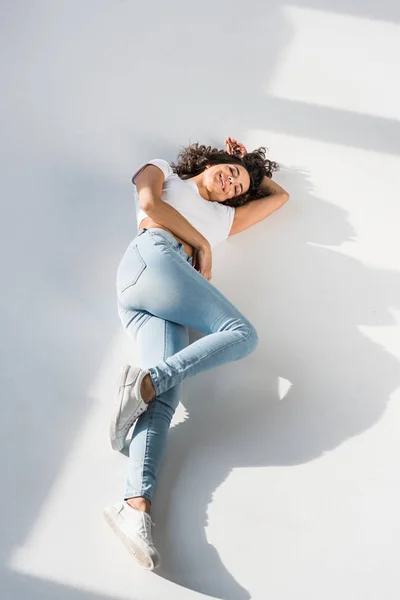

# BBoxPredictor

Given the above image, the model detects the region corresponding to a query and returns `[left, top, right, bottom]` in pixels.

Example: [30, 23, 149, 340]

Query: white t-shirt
[132, 158, 235, 248]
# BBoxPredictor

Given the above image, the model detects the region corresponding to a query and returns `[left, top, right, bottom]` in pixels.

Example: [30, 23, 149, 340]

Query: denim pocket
[118, 244, 147, 293]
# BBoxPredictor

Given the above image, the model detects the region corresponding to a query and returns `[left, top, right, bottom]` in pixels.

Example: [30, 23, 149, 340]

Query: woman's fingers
[236, 142, 247, 156]
[225, 137, 234, 154]
[226, 137, 247, 157]
[227, 137, 246, 156]
[192, 248, 198, 269]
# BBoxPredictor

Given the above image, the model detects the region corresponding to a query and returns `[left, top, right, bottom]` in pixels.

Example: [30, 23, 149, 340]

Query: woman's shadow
[126, 168, 400, 599]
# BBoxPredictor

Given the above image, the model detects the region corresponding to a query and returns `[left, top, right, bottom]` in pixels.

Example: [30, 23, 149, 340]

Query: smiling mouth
[220, 173, 225, 191]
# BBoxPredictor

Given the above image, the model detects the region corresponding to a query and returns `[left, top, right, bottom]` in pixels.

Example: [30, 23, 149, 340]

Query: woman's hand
[225, 136, 247, 157]
[192, 244, 212, 281]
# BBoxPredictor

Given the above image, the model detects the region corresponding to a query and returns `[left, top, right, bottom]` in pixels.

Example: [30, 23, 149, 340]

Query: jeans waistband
[138, 228, 193, 264]
[138, 227, 179, 247]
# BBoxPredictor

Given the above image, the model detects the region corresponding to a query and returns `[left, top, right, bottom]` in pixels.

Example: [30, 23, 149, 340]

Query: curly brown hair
[171, 143, 279, 207]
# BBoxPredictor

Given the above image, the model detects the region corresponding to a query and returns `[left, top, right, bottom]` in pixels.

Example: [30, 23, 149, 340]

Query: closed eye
[230, 167, 243, 196]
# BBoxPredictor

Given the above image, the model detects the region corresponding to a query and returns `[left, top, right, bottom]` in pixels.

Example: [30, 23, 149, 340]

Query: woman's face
[203, 163, 251, 202]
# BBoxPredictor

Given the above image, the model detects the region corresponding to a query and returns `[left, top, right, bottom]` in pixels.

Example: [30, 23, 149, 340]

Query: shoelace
[142, 512, 155, 543]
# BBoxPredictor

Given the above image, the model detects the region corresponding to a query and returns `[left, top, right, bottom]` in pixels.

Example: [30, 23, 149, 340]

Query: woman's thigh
[121, 308, 190, 370]
[119, 308, 189, 411]
[117, 229, 253, 336]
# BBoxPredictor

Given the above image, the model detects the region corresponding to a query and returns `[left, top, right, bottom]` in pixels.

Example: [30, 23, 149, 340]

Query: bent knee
[244, 322, 259, 354]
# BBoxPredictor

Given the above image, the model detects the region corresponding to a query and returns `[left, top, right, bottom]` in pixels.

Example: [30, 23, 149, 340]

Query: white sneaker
[110, 364, 150, 451]
[103, 501, 161, 570]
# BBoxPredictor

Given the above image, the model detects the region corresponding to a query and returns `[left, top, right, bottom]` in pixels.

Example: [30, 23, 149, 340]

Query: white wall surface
[1, 2, 400, 599]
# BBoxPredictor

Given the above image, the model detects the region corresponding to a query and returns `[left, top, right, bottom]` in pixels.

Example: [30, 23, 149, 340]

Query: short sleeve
[132, 158, 173, 184]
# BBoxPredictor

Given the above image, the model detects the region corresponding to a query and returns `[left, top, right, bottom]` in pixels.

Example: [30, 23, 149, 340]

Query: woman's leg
[121, 312, 189, 505]
[107, 229, 258, 568]
[117, 229, 259, 400]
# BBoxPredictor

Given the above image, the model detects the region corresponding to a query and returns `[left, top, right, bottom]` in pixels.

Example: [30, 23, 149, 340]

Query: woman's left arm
[257, 175, 290, 203]
[228, 177, 290, 236]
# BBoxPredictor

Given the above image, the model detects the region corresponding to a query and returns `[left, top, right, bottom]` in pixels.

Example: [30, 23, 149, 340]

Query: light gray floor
[1, 2, 400, 599]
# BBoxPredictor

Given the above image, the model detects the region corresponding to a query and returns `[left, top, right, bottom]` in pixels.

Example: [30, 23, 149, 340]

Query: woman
[104, 137, 289, 569]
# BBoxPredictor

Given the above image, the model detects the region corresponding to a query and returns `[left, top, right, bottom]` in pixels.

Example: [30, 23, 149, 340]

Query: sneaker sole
[109, 364, 132, 452]
[103, 506, 156, 570]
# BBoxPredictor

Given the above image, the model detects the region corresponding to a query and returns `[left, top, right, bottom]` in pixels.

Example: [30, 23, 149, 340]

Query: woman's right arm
[135, 165, 210, 253]
[134, 165, 212, 279]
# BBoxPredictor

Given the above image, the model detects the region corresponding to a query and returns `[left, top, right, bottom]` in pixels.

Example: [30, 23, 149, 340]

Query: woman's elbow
[279, 191, 290, 206]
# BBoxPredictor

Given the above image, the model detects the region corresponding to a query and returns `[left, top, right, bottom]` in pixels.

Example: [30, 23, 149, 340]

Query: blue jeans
[117, 228, 259, 501]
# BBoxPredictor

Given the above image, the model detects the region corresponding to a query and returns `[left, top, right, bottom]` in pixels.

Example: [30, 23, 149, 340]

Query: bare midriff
[139, 217, 195, 259]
